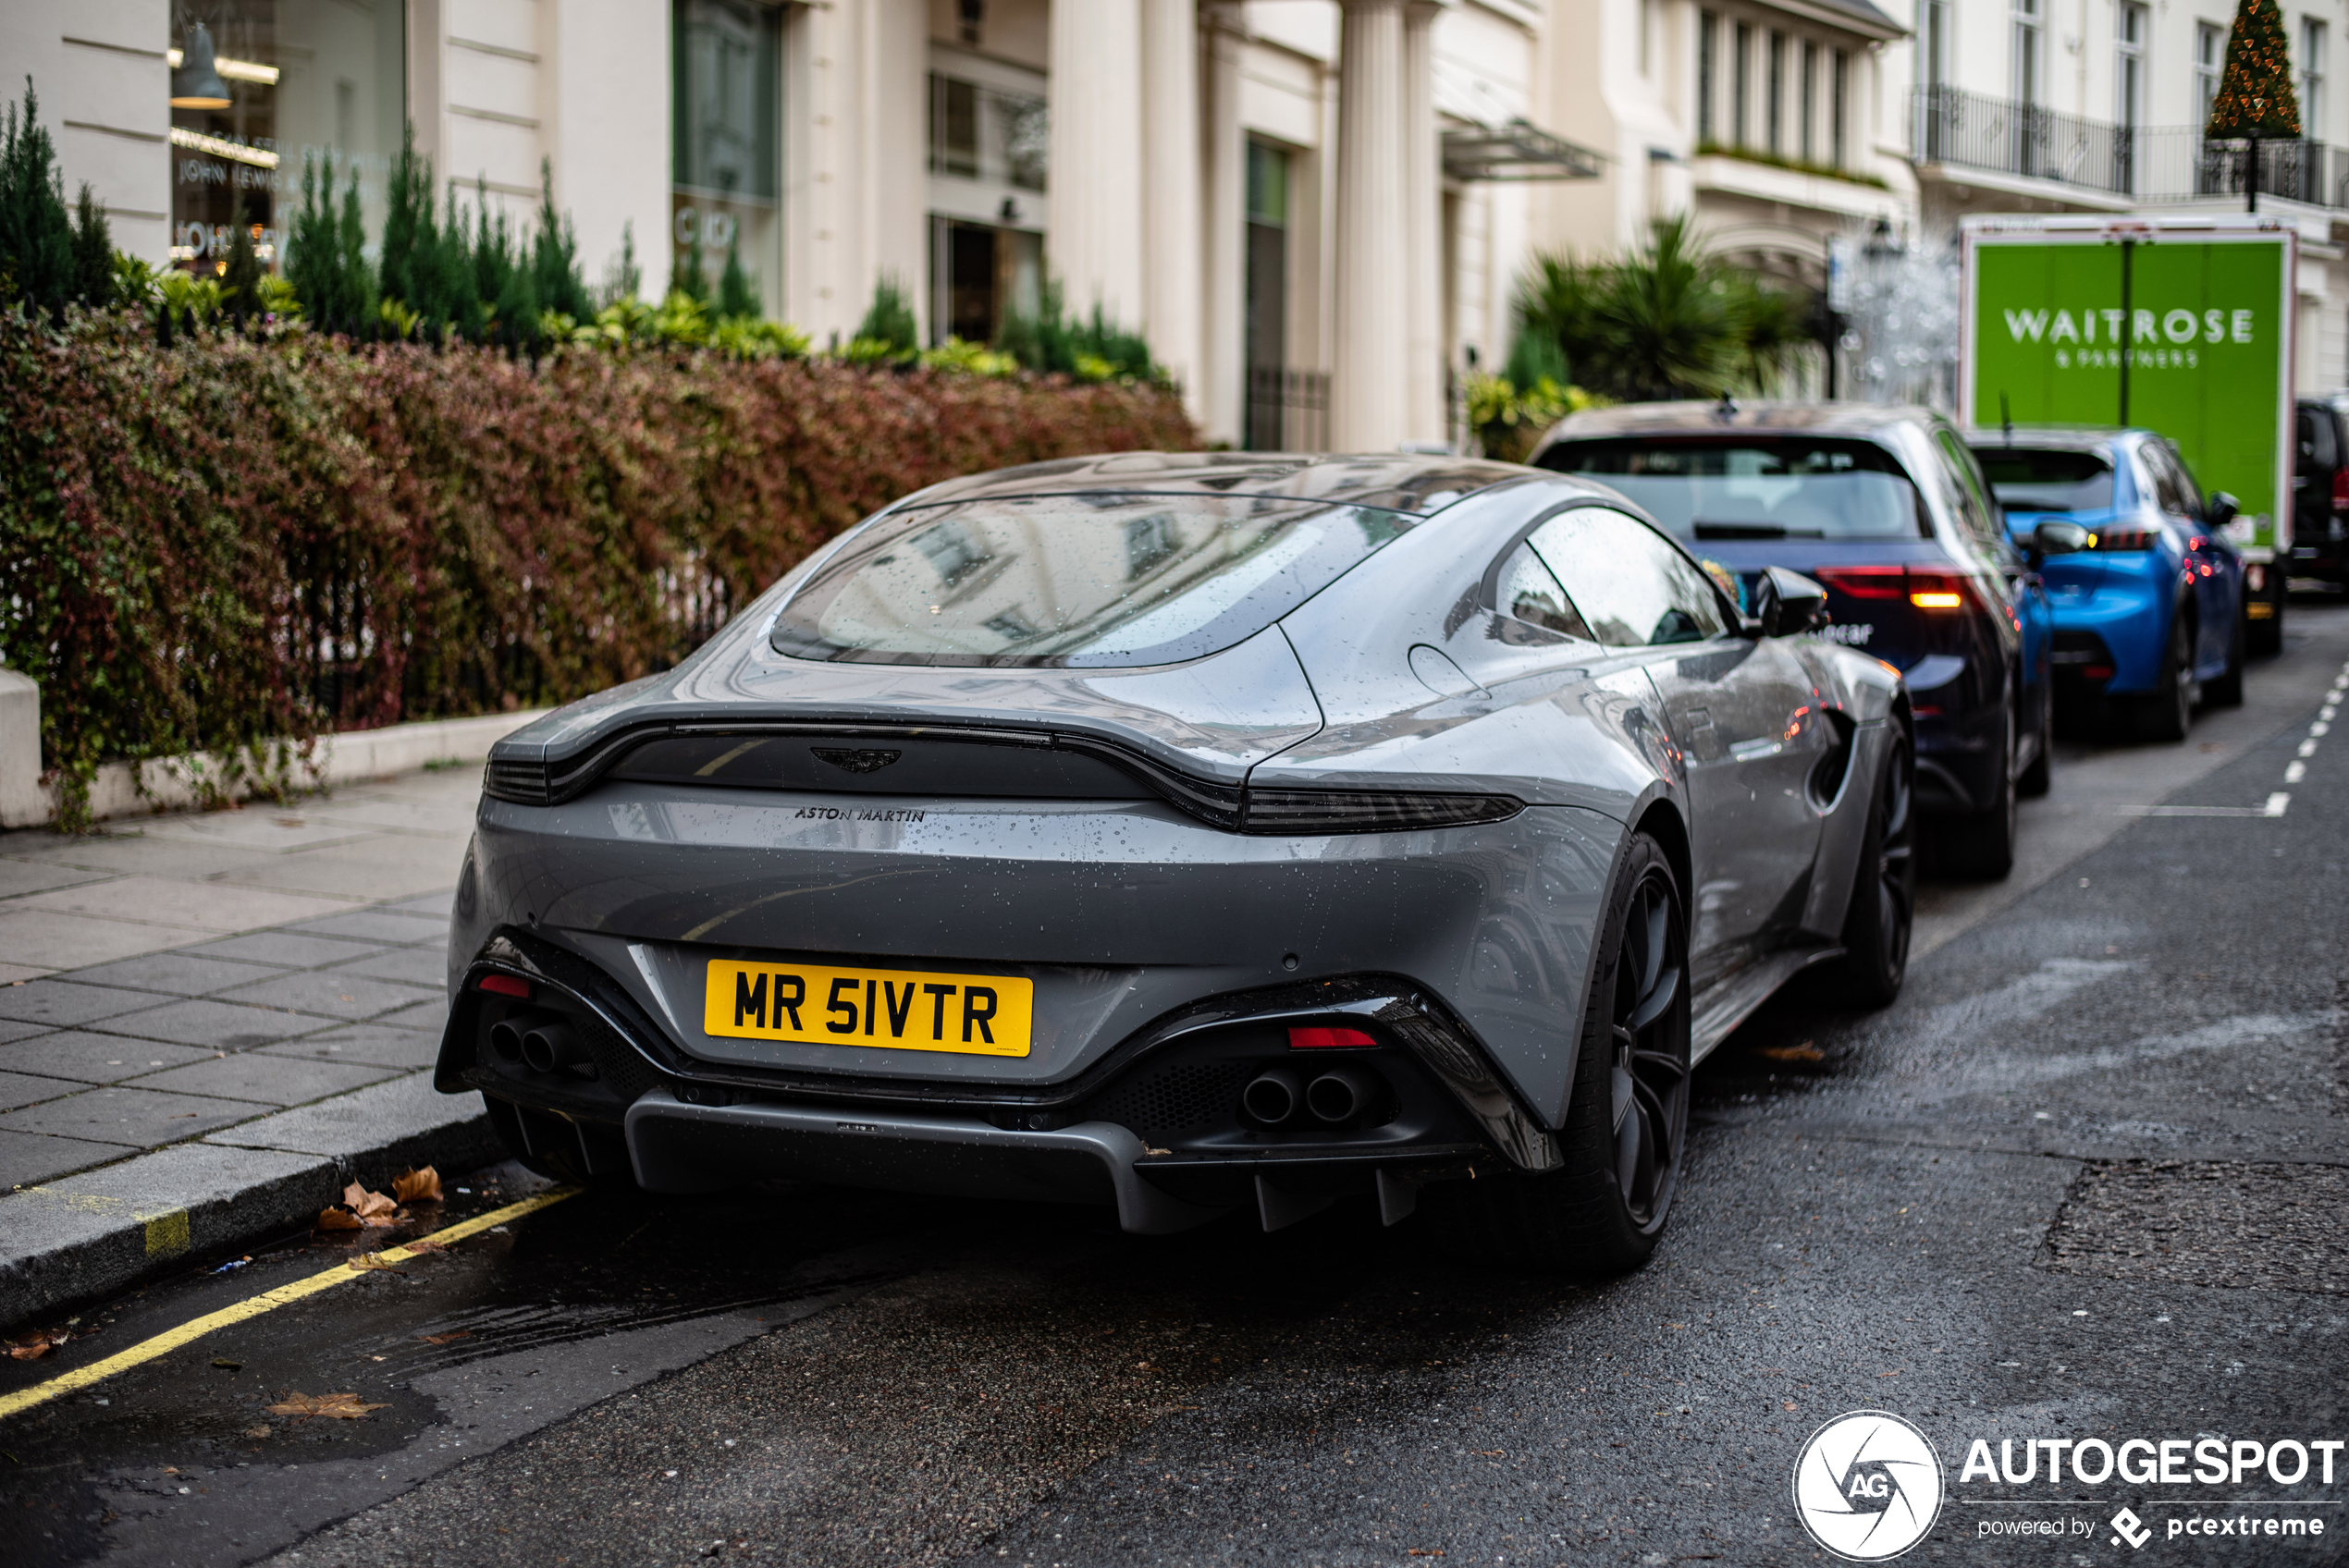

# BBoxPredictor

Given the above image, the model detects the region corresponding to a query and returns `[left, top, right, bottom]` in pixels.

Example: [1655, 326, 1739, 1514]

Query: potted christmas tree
[2206, 0, 2302, 211]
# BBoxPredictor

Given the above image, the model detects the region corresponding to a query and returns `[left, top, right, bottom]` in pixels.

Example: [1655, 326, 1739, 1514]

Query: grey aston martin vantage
[437, 451, 1913, 1273]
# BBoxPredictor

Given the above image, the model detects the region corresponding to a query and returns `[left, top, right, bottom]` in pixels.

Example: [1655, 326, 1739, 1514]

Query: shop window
[168, 0, 405, 277]
[673, 0, 782, 312]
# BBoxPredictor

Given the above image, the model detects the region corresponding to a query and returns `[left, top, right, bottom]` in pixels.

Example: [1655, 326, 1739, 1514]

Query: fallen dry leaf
[346, 1253, 407, 1274]
[1756, 1042, 1825, 1063]
[243, 1425, 271, 1439]
[7, 1331, 63, 1360]
[343, 1182, 399, 1222]
[266, 1391, 387, 1420]
[403, 1238, 448, 1255]
[315, 1207, 363, 1232]
[391, 1166, 443, 1204]
[421, 1329, 472, 1345]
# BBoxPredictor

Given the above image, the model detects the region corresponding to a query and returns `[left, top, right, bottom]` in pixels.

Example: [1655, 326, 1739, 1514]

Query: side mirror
[2206, 491, 2240, 528]
[2032, 519, 2092, 559]
[1754, 565, 1830, 637]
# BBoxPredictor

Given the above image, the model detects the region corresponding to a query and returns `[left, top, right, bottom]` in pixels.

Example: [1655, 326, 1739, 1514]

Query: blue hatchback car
[1966, 430, 2246, 741]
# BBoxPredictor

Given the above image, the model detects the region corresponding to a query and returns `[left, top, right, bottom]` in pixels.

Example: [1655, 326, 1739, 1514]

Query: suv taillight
[2332, 467, 2349, 511]
[2088, 525, 2161, 552]
[1813, 565, 1977, 611]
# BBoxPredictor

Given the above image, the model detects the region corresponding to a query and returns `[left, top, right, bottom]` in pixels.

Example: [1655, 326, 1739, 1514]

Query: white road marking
[2285, 760, 2306, 783]
[2303, 739, 2322, 757]
[2265, 791, 2291, 816]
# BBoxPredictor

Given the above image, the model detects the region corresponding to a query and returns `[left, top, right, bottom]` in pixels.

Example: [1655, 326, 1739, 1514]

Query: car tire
[1443, 831, 1690, 1278]
[2204, 605, 2246, 708]
[1937, 705, 2017, 881]
[1836, 731, 1915, 1008]
[2135, 606, 2196, 743]
[2016, 681, 2053, 799]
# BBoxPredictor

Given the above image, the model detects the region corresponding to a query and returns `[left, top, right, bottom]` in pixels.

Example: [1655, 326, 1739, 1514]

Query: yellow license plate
[702, 959, 1033, 1057]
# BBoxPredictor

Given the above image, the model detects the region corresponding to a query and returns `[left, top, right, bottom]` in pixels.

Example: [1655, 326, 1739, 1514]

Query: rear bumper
[2043, 557, 2170, 695]
[624, 1092, 1228, 1232]
[443, 928, 1548, 1231]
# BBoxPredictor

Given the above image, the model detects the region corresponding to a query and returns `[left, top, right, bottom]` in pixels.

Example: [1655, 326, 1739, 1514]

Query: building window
[1766, 32, 1786, 153]
[1832, 49, 1849, 167]
[1802, 42, 1819, 163]
[673, 0, 782, 312]
[1920, 0, 1952, 89]
[2304, 18, 2327, 138]
[2197, 21, 2224, 127]
[1244, 140, 1290, 451]
[1639, 0, 1654, 77]
[2117, 2, 2147, 128]
[1733, 22, 1753, 148]
[1697, 11, 1718, 141]
[2012, 0, 2042, 106]
[167, 0, 405, 278]
[927, 74, 1048, 192]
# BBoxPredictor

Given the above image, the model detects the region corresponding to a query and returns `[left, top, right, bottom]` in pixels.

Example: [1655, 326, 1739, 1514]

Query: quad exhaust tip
[1241, 1067, 1303, 1125]
[521, 1022, 590, 1074]
[1244, 1064, 1381, 1127]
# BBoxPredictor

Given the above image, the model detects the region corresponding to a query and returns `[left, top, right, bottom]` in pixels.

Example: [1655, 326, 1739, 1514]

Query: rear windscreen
[1971, 447, 2115, 514]
[769, 494, 1414, 667]
[1538, 437, 1929, 541]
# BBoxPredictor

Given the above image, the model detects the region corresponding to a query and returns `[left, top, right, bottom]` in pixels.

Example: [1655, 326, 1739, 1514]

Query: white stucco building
[9, 0, 2348, 444]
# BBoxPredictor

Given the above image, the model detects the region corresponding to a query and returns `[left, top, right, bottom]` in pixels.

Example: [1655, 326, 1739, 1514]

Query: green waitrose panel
[1966, 231, 2287, 542]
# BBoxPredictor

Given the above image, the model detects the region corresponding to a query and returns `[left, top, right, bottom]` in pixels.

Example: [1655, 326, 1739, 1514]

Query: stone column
[1143, 0, 1205, 412]
[1402, 1, 1445, 445]
[1049, 0, 1147, 328]
[1333, 0, 1409, 453]
[1201, 6, 1248, 447]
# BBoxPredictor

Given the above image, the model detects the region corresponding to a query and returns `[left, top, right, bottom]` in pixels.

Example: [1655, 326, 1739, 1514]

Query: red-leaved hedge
[0, 313, 1199, 825]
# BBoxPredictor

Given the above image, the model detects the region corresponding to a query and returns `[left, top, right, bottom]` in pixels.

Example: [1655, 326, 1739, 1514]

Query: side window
[1933, 430, 2002, 544]
[1495, 543, 1597, 641]
[2145, 445, 2188, 517]
[2161, 443, 2205, 521]
[2296, 407, 2322, 473]
[1528, 508, 1728, 647]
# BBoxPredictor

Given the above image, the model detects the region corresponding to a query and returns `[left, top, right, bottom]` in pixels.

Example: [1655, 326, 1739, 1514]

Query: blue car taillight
[2087, 524, 2161, 552]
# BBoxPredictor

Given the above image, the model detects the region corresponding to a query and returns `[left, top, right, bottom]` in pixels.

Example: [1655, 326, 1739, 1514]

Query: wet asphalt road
[4, 604, 2346, 1568]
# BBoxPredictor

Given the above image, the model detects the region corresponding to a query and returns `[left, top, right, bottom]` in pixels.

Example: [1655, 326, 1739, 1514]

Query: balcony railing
[1909, 85, 2349, 208]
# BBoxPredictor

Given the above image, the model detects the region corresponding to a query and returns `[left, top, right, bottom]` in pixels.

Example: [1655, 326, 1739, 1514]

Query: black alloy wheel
[2204, 605, 2246, 707]
[1605, 864, 1691, 1229]
[2017, 678, 2053, 798]
[2137, 606, 2196, 742]
[1838, 733, 1915, 1007]
[1938, 704, 2017, 880]
[1444, 833, 1691, 1276]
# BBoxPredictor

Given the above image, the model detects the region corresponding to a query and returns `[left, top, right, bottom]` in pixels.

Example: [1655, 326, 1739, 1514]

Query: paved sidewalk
[0, 767, 490, 1324]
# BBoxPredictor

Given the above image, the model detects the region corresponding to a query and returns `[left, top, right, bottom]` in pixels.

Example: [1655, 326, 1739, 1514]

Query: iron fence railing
[1909, 85, 2349, 208]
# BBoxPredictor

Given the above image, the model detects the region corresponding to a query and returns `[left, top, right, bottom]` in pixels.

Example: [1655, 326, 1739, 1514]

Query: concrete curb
[0, 1075, 499, 1330]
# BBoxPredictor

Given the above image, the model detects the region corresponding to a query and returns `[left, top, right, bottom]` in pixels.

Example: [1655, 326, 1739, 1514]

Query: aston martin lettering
[702, 959, 1032, 1057]
[791, 806, 928, 822]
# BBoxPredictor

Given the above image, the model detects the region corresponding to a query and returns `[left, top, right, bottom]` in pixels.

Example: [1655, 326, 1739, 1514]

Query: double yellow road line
[0, 1187, 577, 1423]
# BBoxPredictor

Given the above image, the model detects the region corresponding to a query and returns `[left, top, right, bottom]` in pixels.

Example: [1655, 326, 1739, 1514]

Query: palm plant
[1514, 215, 1813, 402]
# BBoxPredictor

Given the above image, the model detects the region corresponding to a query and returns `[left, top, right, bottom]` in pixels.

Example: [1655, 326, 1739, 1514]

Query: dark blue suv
[1532, 402, 2056, 879]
